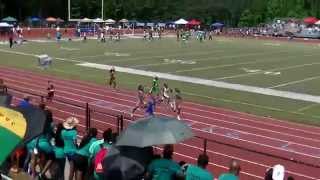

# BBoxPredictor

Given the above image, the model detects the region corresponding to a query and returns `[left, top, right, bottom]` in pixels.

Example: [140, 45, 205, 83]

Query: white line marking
[78, 62, 320, 104]
[270, 75, 320, 88]
[215, 60, 320, 80]
[297, 104, 319, 112]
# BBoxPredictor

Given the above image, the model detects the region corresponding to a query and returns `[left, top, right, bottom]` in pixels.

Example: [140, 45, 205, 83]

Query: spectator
[219, 159, 241, 180]
[89, 129, 113, 180]
[185, 154, 213, 180]
[18, 96, 31, 108]
[89, 128, 113, 157]
[0, 79, 7, 94]
[52, 123, 66, 180]
[264, 164, 285, 180]
[61, 117, 79, 180]
[73, 128, 98, 180]
[146, 144, 181, 180]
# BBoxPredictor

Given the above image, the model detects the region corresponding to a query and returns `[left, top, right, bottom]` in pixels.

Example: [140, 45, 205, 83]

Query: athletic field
[1, 36, 320, 125]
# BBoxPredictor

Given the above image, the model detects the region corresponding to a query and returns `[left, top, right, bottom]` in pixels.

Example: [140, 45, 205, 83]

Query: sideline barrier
[6, 86, 320, 169]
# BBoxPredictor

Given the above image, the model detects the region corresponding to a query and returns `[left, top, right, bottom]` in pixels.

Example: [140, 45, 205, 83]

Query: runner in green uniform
[150, 76, 160, 96]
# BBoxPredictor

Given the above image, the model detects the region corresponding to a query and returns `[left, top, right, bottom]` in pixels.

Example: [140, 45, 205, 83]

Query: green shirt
[185, 164, 213, 180]
[148, 159, 181, 180]
[53, 146, 65, 159]
[89, 139, 112, 157]
[38, 135, 53, 154]
[61, 129, 77, 154]
[76, 138, 97, 157]
[219, 173, 238, 180]
[26, 139, 37, 152]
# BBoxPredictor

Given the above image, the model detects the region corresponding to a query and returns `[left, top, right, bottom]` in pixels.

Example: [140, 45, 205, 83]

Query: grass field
[1, 37, 320, 125]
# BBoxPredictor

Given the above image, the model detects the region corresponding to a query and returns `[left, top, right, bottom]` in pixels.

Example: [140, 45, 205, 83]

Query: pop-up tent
[93, 18, 104, 23]
[1, 16, 17, 22]
[187, 19, 201, 26]
[304, 17, 318, 24]
[174, 18, 188, 25]
[105, 19, 116, 24]
[0, 22, 13, 28]
[46, 17, 57, 22]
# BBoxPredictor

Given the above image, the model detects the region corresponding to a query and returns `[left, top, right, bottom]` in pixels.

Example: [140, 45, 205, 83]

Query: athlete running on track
[108, 67, 117, 89]
[47, 81, 55, 102]
[172, 88, 183, 120]
[149, 76, 160, 97]
[131, 85, 146, 118]
[161, 83, 171, 105]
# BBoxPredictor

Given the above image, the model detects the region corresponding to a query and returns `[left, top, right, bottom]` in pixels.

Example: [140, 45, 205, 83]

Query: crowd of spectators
[0, 80, 295, 180]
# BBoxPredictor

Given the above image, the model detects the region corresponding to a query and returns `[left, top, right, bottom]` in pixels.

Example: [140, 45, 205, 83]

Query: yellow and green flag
[0, 106, 27, 164]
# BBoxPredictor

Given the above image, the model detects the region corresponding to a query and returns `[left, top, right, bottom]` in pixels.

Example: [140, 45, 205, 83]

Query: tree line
[1, 0, 320, 26]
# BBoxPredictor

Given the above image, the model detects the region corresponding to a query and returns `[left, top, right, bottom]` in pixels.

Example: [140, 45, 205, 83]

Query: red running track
[1, 67, 320, 180]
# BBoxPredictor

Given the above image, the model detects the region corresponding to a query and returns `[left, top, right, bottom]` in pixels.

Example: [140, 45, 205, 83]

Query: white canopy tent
[0, 22, 13, 27]
[315, 20, 320, 25]
[174, 18, 188, 25]
[81, 18, 92, 22]
[93, 18, 104, 23]
[105, 19, 116, 24]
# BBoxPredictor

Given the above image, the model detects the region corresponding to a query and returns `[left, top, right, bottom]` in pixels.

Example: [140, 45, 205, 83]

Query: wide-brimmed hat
[63, 117, 79, 129]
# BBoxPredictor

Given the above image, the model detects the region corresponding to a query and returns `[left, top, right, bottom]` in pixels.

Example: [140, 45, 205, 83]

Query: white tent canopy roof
[105, 19, 116, 24]
[0, 22, 13, 27]
[315, 20, 320, 25]
[93, 18, 104, 23]
[174, 18, 188, 25]
[81, 18, 92, 22]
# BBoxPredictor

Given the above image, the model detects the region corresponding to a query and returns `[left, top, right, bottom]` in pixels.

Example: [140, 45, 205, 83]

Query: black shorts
[73, 154, 89, 172]
[47, 92, 54, 99]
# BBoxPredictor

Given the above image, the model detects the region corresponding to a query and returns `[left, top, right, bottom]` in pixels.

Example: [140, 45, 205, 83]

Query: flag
[0, 106, 27, 165]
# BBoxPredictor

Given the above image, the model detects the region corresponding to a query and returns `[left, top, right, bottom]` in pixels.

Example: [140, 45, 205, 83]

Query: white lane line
[174, 51, 292, 73]
[3, 70, 320, 140]
[270, 75, 320, 88]
[6, 79, 320, 159]
[215, 60, 319, 81]
[297, 104, 319, 112]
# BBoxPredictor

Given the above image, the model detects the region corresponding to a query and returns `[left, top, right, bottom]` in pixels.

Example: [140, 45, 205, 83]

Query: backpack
[94, 145, 108, 173]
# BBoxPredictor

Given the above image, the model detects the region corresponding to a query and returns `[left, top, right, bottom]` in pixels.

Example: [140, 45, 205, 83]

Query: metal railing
[6, 86, 320, 169]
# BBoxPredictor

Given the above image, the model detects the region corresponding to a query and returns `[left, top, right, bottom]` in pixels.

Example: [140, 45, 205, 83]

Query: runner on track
[149, 76, 160, 100]
[108, 67, 117, 89]
[161, 83, 171, 105]
[172, 88, 183, 120]
[131, 85, 146, 118]
[47, 81, 55, 102]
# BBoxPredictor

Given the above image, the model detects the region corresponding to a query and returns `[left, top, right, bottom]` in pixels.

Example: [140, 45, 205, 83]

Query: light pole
[101, 0, 104, 20]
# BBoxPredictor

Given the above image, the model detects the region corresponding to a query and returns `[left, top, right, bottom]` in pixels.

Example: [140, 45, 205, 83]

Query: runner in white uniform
[161, 83, 171, 104]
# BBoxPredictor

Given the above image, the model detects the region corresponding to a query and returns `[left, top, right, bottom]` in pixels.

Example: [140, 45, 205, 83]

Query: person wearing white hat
[61, 117, 79, 180]
[272, 165, 285, 180]
[265, 164, 285, 180]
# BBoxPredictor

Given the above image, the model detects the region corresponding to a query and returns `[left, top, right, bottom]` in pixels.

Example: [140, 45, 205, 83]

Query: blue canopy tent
[31, 16, 40, 22]
[211, 22, 224, 28]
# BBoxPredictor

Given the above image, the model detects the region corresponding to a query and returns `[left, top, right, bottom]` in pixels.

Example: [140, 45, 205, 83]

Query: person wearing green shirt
[146, 145, 181, 180]
[74, 128, 98, 180]
[218, 160, 241, 180]
[150, 76, 160, 96]
[61, 117, 79, 180]
[185, 154, 213, 180]
[89, 129, 113, 180]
